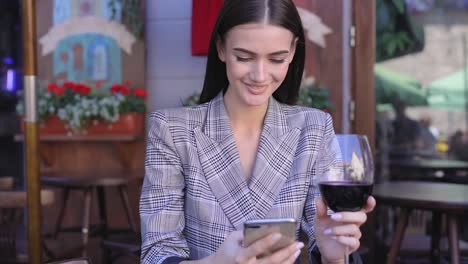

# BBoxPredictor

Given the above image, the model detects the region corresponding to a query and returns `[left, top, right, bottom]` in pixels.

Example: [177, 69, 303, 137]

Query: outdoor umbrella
[375, 65, 428, 107]
[426, 67, 468, 110]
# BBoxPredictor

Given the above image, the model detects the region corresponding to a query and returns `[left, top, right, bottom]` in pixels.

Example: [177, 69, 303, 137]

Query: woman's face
[217, 23, 296, 108]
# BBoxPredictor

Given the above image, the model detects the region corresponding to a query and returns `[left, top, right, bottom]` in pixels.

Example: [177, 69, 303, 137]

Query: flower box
[17, 81, 147, 135]
[20, 115, 68, 134]
[21, 113, 145, 136]
[86, 112, 144, 135]
[39, 115, 68, 134]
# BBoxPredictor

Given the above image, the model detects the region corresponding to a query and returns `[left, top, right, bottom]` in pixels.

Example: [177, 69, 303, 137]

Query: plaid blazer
[140, 93, 338, 264]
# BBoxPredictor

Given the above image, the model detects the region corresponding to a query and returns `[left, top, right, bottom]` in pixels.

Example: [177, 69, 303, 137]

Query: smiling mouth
[244, 83, 269, 89]
[244, 83, 269, 95]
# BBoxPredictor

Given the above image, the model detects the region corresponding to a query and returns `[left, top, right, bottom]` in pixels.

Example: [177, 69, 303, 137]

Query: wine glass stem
[344, 246, 349, 264]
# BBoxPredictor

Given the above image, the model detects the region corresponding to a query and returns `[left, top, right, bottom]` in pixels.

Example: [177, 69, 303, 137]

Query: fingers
[363, 196, 376, 213]
[323, 224, 362, 239]
[231, 230, 244, 243]
[326, 196, 376, 225]
[260, 242, 304, 264]
[331, 235, 360, 251]
[315, 197, 328, 218]
[239, 233, 282, 261]
[329, 211, 367, 225]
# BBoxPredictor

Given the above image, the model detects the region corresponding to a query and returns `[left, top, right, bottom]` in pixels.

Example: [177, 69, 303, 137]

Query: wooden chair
[0, 176, 14, 190]
[0, 178, 55, 263]
[42, 174, 137, 258]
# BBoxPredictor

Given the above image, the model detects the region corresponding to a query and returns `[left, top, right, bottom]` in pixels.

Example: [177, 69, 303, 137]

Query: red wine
[318, 181, 373, 212]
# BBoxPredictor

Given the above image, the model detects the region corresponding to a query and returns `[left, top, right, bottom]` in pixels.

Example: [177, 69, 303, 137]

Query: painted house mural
[39, 0, 136, 88]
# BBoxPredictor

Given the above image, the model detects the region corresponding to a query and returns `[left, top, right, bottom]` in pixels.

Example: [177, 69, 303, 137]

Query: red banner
[191, 0, 224, 56]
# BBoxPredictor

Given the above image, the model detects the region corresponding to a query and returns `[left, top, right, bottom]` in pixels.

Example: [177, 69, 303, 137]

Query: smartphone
[243, 218, 297, 257]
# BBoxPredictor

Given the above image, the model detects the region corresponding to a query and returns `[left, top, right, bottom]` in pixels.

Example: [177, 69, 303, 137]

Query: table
[390, 158, 468, 183]
[373, 181, 468, 264]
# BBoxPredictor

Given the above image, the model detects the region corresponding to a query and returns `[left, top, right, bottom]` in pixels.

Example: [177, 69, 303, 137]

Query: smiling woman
[217, 23, 296, 109]
[140, 1, 374, 264]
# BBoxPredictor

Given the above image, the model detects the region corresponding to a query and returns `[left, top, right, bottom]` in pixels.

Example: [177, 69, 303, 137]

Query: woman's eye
[235, 56, 251, 62]
[270, 58, 286, 64]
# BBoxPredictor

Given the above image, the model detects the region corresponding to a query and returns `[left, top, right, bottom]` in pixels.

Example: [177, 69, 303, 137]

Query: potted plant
[297, 76, 334, 111]
[16, 81, 147, 135]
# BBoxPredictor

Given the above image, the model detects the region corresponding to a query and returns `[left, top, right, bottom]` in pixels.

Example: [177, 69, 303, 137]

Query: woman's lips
[244, 83, 269, 95]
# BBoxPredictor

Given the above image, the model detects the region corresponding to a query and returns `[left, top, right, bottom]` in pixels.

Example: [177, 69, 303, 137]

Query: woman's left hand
[314, 196, 376, 264]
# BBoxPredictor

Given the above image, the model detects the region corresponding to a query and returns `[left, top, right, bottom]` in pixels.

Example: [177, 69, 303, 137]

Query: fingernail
[294, 250, 301, 258]
[272, 233, 282, 240]
[323, 228, 332, 235]
[331, 214, 342, 220]
[296, 242, 304, 250]
[330, 236, 338, 240]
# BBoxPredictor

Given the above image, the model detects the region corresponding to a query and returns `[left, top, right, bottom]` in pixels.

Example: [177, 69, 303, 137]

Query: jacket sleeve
[140, 111, 189, 264]
[300, 112, 336, 263]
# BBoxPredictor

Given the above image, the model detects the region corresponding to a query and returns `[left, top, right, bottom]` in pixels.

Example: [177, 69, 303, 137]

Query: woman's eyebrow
[233, 48, 289, 56]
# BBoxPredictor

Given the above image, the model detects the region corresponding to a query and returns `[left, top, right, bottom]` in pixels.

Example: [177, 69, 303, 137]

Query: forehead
[224, 23, 294, 52]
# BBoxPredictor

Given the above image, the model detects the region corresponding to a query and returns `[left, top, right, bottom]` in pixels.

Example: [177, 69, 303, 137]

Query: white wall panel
[146, 0, 208, 110]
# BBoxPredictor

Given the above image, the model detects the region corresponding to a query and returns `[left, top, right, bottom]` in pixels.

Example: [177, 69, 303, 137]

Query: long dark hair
[199, 0, 305, 105]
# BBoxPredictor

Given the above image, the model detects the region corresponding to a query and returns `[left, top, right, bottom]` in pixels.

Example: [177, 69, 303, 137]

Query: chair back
[0, 177, 14, 190]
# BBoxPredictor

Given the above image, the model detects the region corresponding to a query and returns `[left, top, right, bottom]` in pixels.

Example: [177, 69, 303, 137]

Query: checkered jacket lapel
[250, 97, 300, 218]
[195, 94, 300, 226]
[194, 94, 256, 228]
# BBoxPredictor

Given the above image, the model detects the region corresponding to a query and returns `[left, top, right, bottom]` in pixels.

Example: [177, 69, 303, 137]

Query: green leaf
[392, 0, 405, 14]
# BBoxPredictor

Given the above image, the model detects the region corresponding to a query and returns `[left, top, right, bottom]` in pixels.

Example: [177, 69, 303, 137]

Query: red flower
[124, 80, 131, 86]
[133, 88, 147, 98]
[75, 83, 91, 95]
[54, 87, 65, 95]
[95, 81, 103, 88]
[120, 87, 131, 95]
[63, 81, 76, 91]
[82, 85, 92, 95]
[110, 84, 124, 94]
[47, 83, 60, 93]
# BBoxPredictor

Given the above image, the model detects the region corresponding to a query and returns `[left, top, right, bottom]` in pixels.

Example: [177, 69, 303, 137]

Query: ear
[288, 37, 298, 64]
[216, 39, 226, 62]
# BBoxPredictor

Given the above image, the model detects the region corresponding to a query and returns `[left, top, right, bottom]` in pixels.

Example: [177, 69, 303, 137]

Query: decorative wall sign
[41, 0, 134, 85]
[40, 16, 136, 56]
[297, 7, 332, 48]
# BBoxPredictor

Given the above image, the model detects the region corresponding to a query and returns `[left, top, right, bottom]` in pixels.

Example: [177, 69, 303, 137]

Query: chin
[243, 95, 270, 107]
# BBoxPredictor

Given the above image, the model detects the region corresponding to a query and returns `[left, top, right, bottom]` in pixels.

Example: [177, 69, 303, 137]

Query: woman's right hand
[207, 230, 304, 264]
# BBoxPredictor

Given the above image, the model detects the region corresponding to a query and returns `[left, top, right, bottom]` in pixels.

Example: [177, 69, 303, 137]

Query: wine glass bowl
[318, 134, 374, 264]
[318, 134, 374, 212]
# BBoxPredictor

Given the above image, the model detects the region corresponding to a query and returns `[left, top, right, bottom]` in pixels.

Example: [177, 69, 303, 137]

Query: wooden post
[21, 0, 42, 263]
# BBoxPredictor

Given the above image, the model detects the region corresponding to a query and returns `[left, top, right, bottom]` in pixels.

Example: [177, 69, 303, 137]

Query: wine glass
[318, 134, 374, 264]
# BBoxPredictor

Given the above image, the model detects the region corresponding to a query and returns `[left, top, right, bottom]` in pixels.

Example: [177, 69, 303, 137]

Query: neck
[223, 97, 268, 132]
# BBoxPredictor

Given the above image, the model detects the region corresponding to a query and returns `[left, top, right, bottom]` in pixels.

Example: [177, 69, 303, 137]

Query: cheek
[272, 64, 290, 81]
[225, 60, 249, 81]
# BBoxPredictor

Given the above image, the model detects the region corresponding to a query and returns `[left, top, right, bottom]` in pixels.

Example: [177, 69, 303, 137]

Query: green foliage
[378, 31, 411, 57]
[108, 0, 144, 39]
[119, 94, 146, 113]
[182, 93, 201, 107]
[376, 0, 424, 61]
[297, 83, 334, 111]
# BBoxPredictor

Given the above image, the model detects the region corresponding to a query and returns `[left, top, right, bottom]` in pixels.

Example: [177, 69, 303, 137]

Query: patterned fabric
[140, 93, 339, 264]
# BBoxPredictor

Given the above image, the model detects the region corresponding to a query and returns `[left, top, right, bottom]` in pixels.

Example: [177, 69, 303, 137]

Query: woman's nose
[250, 61, 267, 83]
